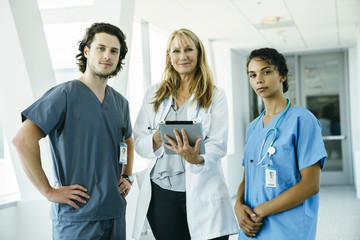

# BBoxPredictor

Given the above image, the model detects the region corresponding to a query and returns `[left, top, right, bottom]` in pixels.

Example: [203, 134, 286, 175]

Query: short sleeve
[124, 100, 133, 140]
[21, 86, 67, 136]
[296, 113, 327, 170]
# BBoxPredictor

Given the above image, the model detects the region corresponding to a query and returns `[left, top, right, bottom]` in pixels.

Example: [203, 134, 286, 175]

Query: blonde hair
[152, 28, 215, 112]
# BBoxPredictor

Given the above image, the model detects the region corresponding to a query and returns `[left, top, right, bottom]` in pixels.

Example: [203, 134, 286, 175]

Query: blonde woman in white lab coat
[132, 28, 238, 240]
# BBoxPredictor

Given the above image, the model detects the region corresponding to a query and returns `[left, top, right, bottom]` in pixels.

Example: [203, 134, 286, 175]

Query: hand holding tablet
[159, 121, 206, 155]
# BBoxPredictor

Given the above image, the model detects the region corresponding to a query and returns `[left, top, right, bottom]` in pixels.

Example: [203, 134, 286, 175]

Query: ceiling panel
[337, 0, 360, 46]
[231, 0, 293, 24]
[177, 0, 257, 37]
[260, 26, 306, 51]
[37, 0, 360, 53]
[285, 0, 339, 49]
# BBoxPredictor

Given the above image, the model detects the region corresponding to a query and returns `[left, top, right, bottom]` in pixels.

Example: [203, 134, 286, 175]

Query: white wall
[349, 27, 360, 198]
[0, 0, 140, 239]
[0, 205, 17, 240]
[16, 200, 52, 240]
[211, 42, 251, 197]
[226, 49, 251, 197]
[0, 0, 54, 202]
[0, 200, 51, 240]
[0, 0, 56, 239]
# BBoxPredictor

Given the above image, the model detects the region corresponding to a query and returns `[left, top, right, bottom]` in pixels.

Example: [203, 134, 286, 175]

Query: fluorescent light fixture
[262, 16, 279, 24]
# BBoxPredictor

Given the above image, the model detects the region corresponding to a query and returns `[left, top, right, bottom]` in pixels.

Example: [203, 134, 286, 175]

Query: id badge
[265, 167, 277, 188]
[119, 142, 127, 164]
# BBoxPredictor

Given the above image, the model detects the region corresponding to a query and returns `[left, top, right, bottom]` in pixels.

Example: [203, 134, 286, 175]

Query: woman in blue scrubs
[235, 48, 327, 240]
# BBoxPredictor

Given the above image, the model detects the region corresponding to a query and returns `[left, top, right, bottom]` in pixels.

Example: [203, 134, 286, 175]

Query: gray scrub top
[21, 80, 132, 221]
[151, 98, 188, 192]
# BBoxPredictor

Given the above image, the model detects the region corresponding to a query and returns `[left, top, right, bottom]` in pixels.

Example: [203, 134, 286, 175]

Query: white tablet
[159, 121, 206, 155]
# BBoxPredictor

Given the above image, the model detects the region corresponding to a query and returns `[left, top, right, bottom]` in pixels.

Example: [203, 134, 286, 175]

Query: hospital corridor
[1, 0, 360, 239]
[137, 186, 360, 240]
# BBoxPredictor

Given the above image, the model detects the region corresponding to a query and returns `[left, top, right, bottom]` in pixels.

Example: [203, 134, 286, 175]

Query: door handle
[322, 135, 346, 140]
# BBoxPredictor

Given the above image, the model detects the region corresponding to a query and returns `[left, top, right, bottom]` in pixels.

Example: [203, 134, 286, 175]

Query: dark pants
[147, 181, 229, 240]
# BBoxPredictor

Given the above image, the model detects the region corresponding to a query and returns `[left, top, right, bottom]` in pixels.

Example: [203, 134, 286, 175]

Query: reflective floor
[140, 185, 360, 240]
[316, 185, 360, 240]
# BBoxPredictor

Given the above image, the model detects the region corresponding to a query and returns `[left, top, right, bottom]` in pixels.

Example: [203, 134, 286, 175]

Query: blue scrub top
[22, 80, 132, 221]
[239, 105, 327, 240]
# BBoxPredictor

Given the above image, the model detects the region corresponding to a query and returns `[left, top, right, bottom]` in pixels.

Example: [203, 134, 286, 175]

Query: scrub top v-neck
[77, 80, 109, 109]
[240, 105, 327, 240]
[21, 80, 133, 221]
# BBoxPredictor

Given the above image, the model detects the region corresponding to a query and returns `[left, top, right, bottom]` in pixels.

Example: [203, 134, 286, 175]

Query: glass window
[149, 26, 167, 85]
[127, 22, 168, 173]
[128, 21, 144, 124]
[43, 22, 91, 84]
[127, 21, 148, 173]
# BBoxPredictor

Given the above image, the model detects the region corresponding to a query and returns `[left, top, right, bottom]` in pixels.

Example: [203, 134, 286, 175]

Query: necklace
[176, 90, 191, 102]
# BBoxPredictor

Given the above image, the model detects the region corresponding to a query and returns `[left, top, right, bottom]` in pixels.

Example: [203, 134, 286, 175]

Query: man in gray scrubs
[13, 22, 134, 240]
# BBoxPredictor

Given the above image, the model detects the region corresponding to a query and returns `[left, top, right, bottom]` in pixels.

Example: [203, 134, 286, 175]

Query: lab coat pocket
[192, 167, 227, 201]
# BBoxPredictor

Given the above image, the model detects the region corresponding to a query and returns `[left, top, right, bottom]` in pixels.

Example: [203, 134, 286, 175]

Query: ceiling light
[262, 16, 279, 25]
[276, 29, 285, 35]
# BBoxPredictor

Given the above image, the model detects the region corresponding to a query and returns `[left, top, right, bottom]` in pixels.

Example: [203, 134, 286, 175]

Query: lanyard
[249, 99, 291, 167]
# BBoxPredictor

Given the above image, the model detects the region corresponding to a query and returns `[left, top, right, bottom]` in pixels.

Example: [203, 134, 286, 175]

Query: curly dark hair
[246, 47, 289, 93]
[76, 22, 128, 78]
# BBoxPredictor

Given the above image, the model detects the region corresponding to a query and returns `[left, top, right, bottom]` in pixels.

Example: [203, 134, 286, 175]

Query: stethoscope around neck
[249, 99, 291, 167]
[147, 96, 200, 131]
[163, 95, 200, 118]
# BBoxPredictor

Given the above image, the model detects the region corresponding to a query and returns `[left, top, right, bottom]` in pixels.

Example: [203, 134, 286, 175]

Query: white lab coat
[132, 84, 239, 240]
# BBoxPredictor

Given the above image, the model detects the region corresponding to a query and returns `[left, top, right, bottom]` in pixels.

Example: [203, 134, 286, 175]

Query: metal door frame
[295, 50, 353, 185]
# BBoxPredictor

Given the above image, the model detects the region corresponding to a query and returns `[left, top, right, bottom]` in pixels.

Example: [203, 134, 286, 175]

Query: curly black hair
[76, 22, 128, 78]
[246, 48, 289, 93]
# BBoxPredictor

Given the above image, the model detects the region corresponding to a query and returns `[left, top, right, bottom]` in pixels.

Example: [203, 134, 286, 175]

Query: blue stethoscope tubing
[148, 95, 201, 131]
[163, 96, 200, 119]
[249, 99, 291, 167]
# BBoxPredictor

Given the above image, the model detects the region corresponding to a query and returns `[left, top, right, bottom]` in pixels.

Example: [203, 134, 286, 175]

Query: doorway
[249, 50, 353, 185]
[297, 51, 352, 185]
